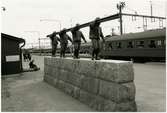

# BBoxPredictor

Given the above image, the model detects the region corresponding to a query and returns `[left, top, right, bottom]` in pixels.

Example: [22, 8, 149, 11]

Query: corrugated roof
[1, 33, 25, 43]
[105, 28, 166, 41]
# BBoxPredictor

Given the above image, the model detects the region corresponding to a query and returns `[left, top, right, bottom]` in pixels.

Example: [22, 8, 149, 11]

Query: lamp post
[40, 19, 62, 31]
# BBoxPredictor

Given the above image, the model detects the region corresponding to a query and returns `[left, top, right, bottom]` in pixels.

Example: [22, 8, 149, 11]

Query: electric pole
[117, 2, 125, 35]
[150, 1, 153, 16]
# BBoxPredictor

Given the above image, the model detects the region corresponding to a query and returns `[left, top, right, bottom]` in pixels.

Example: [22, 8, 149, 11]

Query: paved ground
[134, 62, 166, 112]
[1, 55, 94, 112]
[1, 55, 166, 112]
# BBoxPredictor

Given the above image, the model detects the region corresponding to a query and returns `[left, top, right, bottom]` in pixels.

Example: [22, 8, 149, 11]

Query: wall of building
[44, 57, 137, 111]
[1, 35, 21, 75]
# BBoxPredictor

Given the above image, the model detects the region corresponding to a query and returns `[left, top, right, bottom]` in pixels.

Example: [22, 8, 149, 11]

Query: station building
[1, 33, 25, 75]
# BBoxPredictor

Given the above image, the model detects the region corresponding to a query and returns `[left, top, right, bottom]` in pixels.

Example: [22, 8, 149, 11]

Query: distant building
[1, 33, 25, 75]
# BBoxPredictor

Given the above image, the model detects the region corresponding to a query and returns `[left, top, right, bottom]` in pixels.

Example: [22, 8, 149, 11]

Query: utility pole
[150, 1, 153, 16]
[117, 2, 125, 35]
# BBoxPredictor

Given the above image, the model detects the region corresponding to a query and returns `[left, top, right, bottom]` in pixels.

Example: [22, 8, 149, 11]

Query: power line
[124, 6, 138, 14]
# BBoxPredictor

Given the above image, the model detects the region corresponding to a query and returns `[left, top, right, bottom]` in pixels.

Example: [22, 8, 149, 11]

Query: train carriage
[100, 28, 166, 61]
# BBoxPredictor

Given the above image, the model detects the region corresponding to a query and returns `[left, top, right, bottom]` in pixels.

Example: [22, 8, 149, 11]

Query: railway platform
[1, 55, 166, 112]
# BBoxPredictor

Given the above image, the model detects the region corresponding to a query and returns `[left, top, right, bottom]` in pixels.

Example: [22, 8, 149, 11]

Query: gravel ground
[1, 55, 166, 112]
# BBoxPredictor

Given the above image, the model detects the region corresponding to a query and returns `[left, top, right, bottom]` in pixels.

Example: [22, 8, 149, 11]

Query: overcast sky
[1, 0, 166, 48]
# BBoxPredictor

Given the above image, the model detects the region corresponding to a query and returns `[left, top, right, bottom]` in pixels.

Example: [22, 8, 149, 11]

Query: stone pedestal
[44, 57, 137, 111]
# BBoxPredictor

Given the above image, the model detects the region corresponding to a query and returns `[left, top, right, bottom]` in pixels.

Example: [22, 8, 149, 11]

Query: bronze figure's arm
[67, 34, 73, 43]
[81, 31, 87, 43]
[100, 27, 105, 42]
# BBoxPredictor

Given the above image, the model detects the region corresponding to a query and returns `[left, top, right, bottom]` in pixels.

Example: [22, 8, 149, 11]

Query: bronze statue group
[47, 17, 105, 60]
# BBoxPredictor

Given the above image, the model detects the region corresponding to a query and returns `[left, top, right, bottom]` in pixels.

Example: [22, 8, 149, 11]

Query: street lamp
[40, 19, 62, 31]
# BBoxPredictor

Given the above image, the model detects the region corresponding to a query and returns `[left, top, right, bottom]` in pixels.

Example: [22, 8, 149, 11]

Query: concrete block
[58, 69, 69, 82]
[77, 60, 97, 77]
[117, 63, 134, 83]
[96, 99, 137, 112]
[78, 90, 117, 111]
[96, 62, 117, 81]
[80, 76, 99, 94]
[44, 75, 56, 86]
[101, 100, 117, 111]
[44, 65, 49, 75]
[51, 68, 60, 78]
[72, 86, 80, 99]
[116, 101, 137, 111]
[63, 82, 75, 95]
[46, 66, 54, 76]
[54, 58, 62, 69]
[99, 80, 135, 103]
[44, 57, 136, 112]
[47, 57, 53, 66]
[53, 78, 59, 87]
[56, 80, 79, 97]
[87, 95, 102, 110]
[71, 60, 80, 73]
[44, 57, 48, 66]
[66, 73, 81, 87]
[59, 58, 74, 71]
[49, 67, 54, 77]
[50, 58, 58, 68]
[45, 57, 52, 66]
[120, 82, 136, 101]
[96, 61, 133, 83]
[57, 80, 66, 92]
[79, 90, 95, 105]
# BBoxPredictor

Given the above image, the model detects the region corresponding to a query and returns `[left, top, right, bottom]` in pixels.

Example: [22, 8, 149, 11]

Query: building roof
[105, 28, 166, 41]
[1, 33, 25, 43]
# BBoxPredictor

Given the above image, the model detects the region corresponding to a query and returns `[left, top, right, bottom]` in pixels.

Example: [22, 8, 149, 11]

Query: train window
[108, 43, 112, 49]
[117, 42, 121, 48]
[149, 40, 156, 48]
[127, 41, 133, 48]
[157, 40, 162, 46]
[136, 40, 144, 48]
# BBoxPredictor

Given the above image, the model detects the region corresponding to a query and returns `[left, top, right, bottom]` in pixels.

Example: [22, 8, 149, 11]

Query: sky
[1, 0, 166, 48]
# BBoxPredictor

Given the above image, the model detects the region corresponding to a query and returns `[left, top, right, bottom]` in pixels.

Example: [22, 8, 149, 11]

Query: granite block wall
[44, 57, 137, 111]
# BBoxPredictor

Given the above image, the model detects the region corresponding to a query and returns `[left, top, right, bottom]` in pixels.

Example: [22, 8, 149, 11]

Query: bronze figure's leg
[95, 40, 100, 60]
[73, 42, 77, 59]
[52, 44, 57, 57]
[91, 39, 96, 60]
[60, 44, 63, 58]
[77, 42, 81, 59]
[63, 43, 67, 58]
